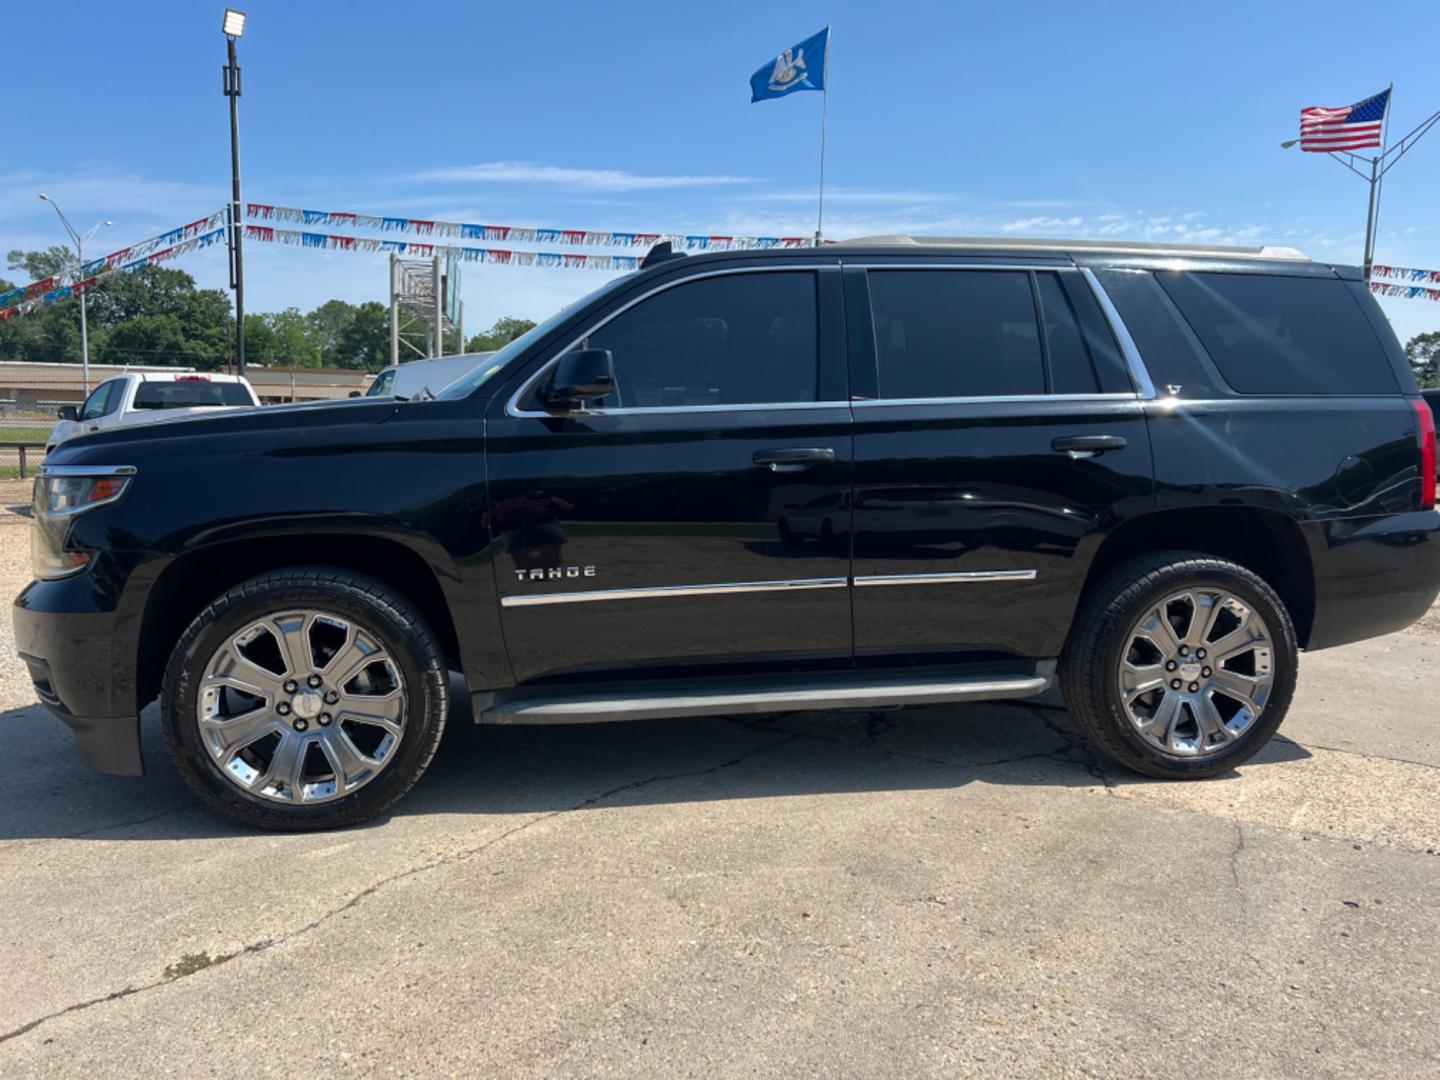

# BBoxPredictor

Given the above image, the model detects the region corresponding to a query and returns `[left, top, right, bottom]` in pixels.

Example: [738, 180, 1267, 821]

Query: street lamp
[38, 193, 112, 394]
[222, 7, 247, 375]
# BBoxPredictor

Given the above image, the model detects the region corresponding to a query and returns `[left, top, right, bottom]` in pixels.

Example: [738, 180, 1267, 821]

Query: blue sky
[4, 0, 1439, 344]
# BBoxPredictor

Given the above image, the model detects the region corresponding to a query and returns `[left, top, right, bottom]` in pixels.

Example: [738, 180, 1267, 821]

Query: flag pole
[1362, 83, 1393, 283]
[815, 26, 831, 246]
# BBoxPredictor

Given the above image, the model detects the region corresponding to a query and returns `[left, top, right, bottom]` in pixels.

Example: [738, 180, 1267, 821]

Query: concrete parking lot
[0, 485, 1437, 1078]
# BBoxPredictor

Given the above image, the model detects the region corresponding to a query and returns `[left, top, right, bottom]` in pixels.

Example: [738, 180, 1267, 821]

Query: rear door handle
[1052, 435, 1127, 459]
[753, 447, 836, 472]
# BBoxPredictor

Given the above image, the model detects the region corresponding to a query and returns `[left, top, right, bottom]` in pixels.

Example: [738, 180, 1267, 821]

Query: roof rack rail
[832, 235, 1310, 261]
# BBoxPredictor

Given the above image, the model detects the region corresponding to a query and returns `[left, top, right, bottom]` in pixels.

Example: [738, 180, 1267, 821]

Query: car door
[484, 263, 854, 685]
[845, 261, 1154, 664]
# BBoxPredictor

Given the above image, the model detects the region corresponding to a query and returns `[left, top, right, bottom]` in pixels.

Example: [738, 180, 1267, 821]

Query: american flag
[1299, 89, 1390, 153]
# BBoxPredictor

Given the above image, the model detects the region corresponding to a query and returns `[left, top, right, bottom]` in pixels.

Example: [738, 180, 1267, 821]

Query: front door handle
[1052, 434, 1127, 459]
[753, 447, 836, 473]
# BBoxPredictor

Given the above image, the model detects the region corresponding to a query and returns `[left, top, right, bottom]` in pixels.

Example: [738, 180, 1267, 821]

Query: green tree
[466, 315, 536, 354]
[99, 313, 191, 367]
[3, 255, 237, 368]
[333, 301, 390, 370]
[1406, 331, 1440, 389]
[243, 308, 320, 368]
[4, 243, 548, 375]
[6, 246, 70, 281]
[0, 276, 24, 358]
[242, 312, 277, 368]
[306, 299, 358, 359]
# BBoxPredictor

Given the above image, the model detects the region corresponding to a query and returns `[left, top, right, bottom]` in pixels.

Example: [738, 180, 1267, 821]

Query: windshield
[436, 274, 637, 400]
[366, 369, 396, 397]
[133, 381, 254, 409]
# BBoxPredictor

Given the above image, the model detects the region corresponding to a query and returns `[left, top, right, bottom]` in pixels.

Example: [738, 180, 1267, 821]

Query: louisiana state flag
[750, 27, 829, 103]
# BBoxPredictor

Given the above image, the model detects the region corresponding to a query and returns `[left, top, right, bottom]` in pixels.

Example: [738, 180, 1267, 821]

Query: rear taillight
[1415, 398, 1436, 510]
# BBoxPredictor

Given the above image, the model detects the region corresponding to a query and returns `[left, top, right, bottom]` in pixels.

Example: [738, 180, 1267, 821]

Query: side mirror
[57, 405, 78, 421]
[542, 348, 615, 409]
[348, 390, 362, 398]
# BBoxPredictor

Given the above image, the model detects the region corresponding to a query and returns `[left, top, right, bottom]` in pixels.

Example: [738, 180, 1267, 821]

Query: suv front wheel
[161, 567, 448, 830]
[1061, 551, 1298, 779]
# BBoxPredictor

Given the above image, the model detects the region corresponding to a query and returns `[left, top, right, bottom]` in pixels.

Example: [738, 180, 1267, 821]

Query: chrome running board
[477, 665, 1053, 725]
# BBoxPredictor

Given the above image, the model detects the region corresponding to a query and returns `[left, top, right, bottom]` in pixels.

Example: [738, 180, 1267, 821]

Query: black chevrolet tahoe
[15, 238, 1440, 830]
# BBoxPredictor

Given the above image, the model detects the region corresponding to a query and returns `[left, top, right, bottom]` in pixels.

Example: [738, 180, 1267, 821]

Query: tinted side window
[1092, 269, 1222, 398]
[1157, 271, 1399, 395]
[366, 370, 395, 397]
[869, 270, 1044, 399]
[1036, 273, 1100, 394]
[79, 380, 120, 420]
[1056, 273, 1134, 393]
[586, 271, 819, 408]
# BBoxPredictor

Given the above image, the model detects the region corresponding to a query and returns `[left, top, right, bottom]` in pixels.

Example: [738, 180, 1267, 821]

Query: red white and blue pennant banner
[1369, 281, 1440, 302]
[245, 225, 645, 270]
[0, 227, 227, 319]
[246, 203, 809, 252]
[0, 209, 227, 314]
[1371, 264, 1440, 285]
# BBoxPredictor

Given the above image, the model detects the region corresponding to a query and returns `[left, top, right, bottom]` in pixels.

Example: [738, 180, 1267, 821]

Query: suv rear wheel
[161, 567, 448, 830]
[1061, 551, 1298, 779]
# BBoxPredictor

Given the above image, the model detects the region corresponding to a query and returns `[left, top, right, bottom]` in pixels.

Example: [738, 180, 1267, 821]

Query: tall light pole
[38, 193, 112, 394]
[222, 7, 248, 375]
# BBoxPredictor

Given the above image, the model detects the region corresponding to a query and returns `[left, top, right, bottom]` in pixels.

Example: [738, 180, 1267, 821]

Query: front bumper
[13, 577, 142, 775]
[1305, 510, 1440, 651]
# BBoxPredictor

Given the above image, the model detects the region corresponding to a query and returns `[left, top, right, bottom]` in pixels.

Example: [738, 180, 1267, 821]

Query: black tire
[1060, 551, 1298, 779]
[161, 567, 448, 830]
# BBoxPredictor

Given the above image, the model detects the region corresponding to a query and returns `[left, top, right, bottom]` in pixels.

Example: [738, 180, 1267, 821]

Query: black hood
[47, 396, 405, 466]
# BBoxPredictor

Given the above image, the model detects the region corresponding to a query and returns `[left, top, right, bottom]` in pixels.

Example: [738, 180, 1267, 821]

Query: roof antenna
[640, 240, 687, 269]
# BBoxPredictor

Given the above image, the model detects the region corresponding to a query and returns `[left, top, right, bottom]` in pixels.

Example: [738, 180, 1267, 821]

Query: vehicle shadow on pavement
[0, 692, 1311, 842]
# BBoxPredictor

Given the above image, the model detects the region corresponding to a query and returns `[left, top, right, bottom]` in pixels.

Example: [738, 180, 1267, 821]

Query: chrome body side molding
[500, 576, 848, 608]
[854, 570, 1038, 587]
[502, 571, 1037, 608]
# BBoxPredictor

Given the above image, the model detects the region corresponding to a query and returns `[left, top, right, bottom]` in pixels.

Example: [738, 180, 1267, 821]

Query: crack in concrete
[1028, 708, 1119, 794]
[1229, 822, 1248, 909]
[1273, 734, 1440, 772]
[0, 732, 798, 1047]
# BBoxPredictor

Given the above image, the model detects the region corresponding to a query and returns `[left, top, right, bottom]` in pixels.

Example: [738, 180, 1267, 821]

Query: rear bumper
[1305, 510, 1440, 651]
[13, 578, 143, 775]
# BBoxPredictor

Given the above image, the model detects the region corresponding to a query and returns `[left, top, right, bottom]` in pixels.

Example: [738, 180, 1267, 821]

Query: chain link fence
[0, 363, 372, 478]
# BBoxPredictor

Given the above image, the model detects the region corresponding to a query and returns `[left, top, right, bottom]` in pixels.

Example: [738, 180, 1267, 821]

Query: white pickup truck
[46, 371, 261, 453]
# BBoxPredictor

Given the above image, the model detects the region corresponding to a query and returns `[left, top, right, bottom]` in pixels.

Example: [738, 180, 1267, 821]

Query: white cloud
[0, 172, 220, 219]
[411, 161, 751, 191]
[742, 188, 965, 205]
[999, 216, 1084, 233]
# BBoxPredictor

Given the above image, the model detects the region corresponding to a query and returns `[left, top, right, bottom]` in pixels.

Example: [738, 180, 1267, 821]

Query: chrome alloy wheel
[196, 610, 406, 804]
[1117, 588, 1274, 758]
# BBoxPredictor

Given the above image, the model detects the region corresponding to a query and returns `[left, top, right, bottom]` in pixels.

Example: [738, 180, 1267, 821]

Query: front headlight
[31, 466, 136, 580]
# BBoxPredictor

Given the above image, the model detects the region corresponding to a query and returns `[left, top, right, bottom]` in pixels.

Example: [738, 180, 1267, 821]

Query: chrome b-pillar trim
[1078, 267, 1157, 400]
